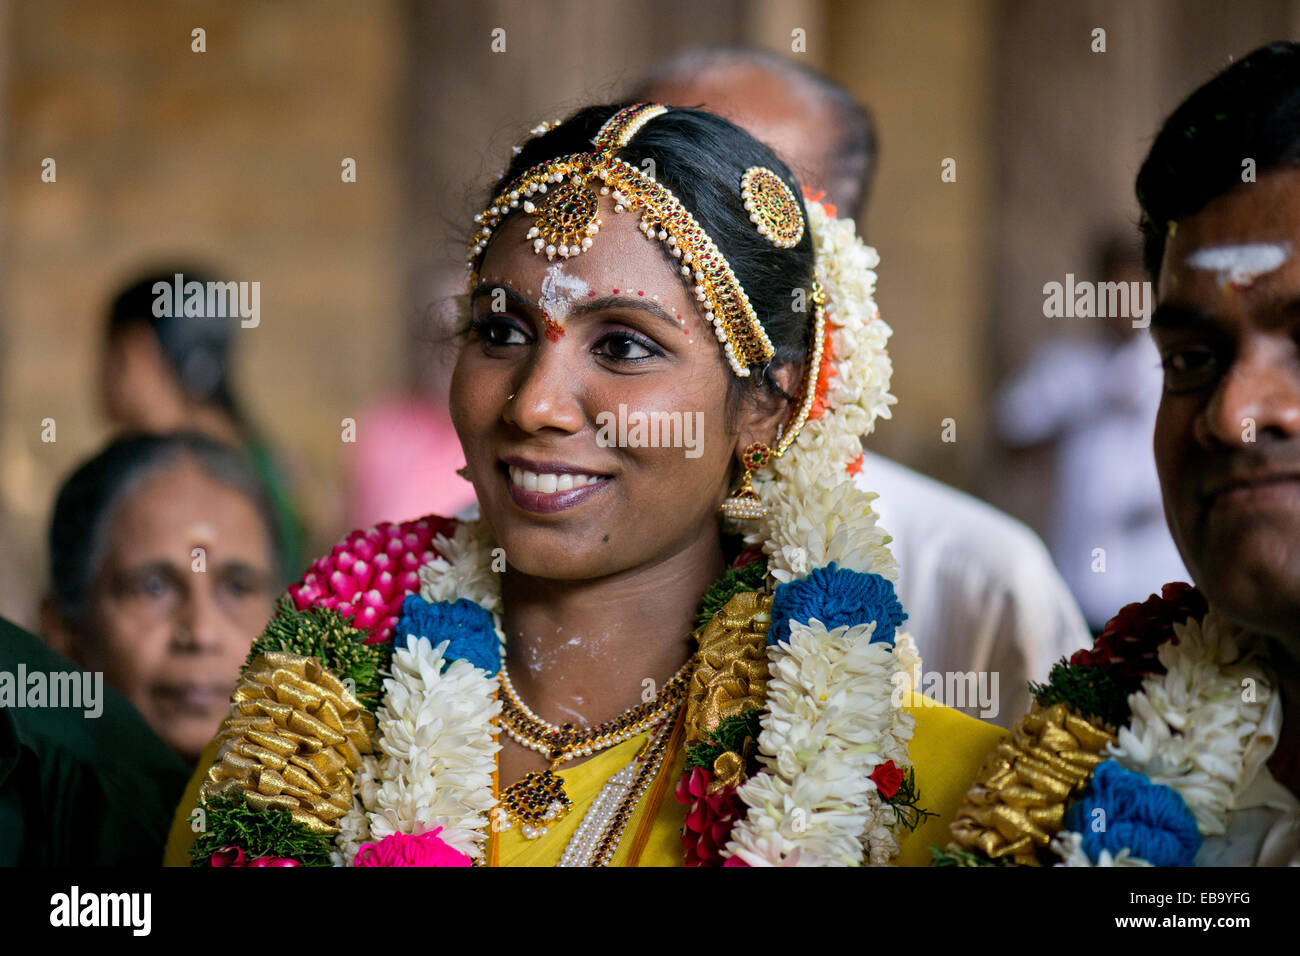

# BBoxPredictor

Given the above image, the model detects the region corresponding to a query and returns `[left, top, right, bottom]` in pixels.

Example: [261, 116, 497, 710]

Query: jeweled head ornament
[467, 103, 813, 380]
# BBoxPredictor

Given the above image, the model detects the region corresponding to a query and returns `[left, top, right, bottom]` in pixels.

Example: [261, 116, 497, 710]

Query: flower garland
[189, 191, 927, 868]
[698, 196, 915, 866]
[941, 583, 1278, 867]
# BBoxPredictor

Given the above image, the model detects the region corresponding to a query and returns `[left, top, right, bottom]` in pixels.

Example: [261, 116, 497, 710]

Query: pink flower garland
[288, 516, 456, 644]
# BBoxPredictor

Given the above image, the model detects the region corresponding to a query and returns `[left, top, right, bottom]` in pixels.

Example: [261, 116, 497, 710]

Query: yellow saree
[164, 692, 1003, 867]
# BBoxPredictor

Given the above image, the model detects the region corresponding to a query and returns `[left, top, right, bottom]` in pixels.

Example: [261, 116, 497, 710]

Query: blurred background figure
[343, 362, 476, 528]
[638, 46, 876, 224]
[995, 234, 1188, 631]
[636, 47, 1091, 724]
[101, 267, 305, 579]
[39, 431, 284, 765]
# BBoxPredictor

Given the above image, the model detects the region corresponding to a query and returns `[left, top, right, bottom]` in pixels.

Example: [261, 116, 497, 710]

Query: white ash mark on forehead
[1186, 242, 1292, 289]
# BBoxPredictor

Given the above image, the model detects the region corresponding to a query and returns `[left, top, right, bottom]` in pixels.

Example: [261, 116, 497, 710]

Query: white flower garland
[333, 523, 503, 866]
[334, 638, 500, 865]
[722, 200, 915, 866]
[1051, 609, 1275, 866]
[725, 619, 915, 866]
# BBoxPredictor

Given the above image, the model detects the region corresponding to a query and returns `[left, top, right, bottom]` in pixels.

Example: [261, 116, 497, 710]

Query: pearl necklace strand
[556, 701, 682, 867]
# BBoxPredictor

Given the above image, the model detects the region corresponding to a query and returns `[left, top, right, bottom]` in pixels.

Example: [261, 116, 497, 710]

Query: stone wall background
[2, 0, 1298, 627]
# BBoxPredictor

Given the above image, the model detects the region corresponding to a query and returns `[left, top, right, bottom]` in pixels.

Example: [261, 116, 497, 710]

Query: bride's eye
[594, 330, 662, 362]
[469, 314, 530, 347]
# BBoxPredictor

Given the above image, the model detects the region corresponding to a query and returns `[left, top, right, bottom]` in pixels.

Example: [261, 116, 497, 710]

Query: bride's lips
[500, 457, 613, 514]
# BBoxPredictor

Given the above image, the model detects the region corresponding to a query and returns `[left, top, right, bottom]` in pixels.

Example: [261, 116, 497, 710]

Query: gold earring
[719, 442, 771, 520]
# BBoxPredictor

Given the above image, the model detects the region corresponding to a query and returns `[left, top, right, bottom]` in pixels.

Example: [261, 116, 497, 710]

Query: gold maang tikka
[468, 103, 778, 377]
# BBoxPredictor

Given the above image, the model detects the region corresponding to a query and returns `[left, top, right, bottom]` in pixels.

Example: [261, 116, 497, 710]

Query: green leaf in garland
[879, 766, 937, 834]
[246, 597, 391, 712]
[696, 558, 769, 630]
[1029, 659, 1129, 729]
[929, 845, 1009, 867]
[189, 791, 336, 867]
[684, 707, 765, 776]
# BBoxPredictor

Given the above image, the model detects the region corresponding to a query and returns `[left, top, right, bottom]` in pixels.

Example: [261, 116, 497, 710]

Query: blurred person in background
[636, 47, 1091, 725]
[995, 234, 1188, 631]
[344, 373, 477, 528]
[101, 266, 305, 579]
[39, 431, 284, 765]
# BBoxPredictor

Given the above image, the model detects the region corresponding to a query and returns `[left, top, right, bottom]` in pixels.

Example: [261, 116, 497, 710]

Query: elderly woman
[167, 103, 1004, 868]
[41, 431, 284, 765]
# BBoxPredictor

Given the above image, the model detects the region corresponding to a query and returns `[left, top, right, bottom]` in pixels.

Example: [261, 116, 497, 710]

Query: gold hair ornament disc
[741, 166, 805, 248]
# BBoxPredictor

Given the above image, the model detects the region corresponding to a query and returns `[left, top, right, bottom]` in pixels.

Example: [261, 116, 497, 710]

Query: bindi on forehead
[186, 521, 217, 545]
[538, 262, 589, 341]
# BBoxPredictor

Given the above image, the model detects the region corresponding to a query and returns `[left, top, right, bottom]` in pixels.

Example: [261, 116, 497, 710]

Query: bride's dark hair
[484, 103, 817, 422]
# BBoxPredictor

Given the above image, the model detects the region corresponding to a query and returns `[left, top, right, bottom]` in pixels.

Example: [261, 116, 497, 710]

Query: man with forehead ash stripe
[1137, 47, 1300, 863]
[944, 42, 1300, 868]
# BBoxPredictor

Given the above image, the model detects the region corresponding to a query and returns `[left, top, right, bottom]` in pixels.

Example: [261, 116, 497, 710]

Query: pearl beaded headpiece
[466, 104, 824, 457]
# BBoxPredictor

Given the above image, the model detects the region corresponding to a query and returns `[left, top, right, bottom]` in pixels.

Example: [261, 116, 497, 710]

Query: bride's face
[451, 194, 745, 580]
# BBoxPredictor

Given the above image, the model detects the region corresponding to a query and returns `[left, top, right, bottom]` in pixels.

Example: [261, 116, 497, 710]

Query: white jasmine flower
[1051, 830, 1152, 867]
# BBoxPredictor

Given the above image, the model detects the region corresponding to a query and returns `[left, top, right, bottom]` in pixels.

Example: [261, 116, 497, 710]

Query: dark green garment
[0, 616, 190, 866]
[244, 436, 305, 581]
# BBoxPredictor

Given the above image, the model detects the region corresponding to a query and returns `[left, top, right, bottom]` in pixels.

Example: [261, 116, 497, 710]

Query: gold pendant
[499, 769, 573, 839]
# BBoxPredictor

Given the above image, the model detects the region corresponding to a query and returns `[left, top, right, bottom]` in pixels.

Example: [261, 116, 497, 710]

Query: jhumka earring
[720, 441, 772, 519]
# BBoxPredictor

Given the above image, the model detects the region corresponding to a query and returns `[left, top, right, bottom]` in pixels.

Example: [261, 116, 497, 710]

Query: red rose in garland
[870, 760, 904, 800]
[1070, 582, 1208, 693]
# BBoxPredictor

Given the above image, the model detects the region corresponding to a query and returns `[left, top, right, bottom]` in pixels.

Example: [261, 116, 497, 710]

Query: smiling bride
[164, 102, 1004, 867]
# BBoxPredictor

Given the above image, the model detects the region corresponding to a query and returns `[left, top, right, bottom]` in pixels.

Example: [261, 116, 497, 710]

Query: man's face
[1152, 168, 1300, 640]
[641, 64, 839, 209]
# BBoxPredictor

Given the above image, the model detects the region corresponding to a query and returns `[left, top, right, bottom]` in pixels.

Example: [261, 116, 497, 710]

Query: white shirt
[996, 335, 1189, 628]
[855, 451, 1092, 727]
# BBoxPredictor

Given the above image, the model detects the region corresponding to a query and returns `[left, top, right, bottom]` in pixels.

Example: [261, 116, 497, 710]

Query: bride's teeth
[508, 467, 605, 491]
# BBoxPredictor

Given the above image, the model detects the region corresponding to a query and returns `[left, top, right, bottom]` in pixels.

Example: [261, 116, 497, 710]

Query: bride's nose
[502, 347, 587, 435]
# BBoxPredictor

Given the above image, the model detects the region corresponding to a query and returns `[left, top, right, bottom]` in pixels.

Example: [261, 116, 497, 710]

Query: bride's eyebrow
[569, 294, 679, 330]
[469, 281, 534, 313]
[471, 282, 684, 330]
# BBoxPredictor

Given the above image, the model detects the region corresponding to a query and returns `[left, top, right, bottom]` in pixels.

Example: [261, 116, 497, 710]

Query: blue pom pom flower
[1065, 760, 1201, 866]
[768, 563, 907, 647]
[396, 594, 501, 676]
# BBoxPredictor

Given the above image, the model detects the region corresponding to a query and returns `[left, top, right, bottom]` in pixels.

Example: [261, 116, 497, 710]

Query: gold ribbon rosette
[685, 591, 773, 792]
[948, 702, 1115, 865]
[200, 652, 376, 834]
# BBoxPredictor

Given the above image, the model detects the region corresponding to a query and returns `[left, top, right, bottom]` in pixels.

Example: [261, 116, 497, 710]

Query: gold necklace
[496, 656, 694, 839]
